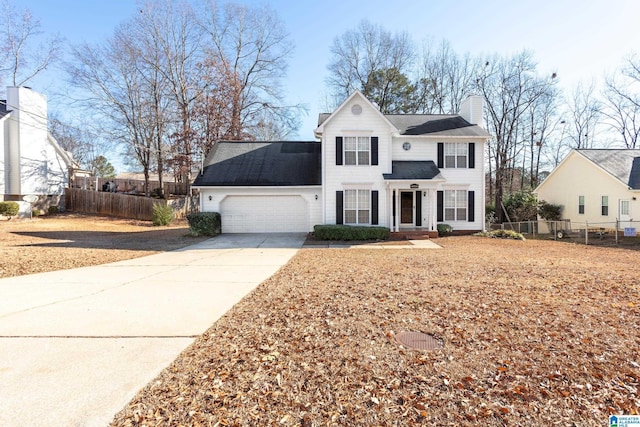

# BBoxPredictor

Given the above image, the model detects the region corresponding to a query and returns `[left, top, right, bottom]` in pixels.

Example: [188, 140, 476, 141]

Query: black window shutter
[437, 191, 444, 222]
[468, 190, 475, 222]
[468, 143, 475, 168]
[336, 137, 343, 165]
[437, 143, 444, 168]
[371, 190, 379, 224]
[371, 137, 378, 165]
[415, 191, 422, 226]
[336, 191, 343, 224]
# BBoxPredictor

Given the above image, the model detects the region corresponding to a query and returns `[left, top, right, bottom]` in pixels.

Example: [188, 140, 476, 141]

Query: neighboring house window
[578, 195, 585, 214]
[601, 196, 609, 216]
[344, 189, 370, 224]
[444, 190, 467, 221]
[437, 142, 475, 168]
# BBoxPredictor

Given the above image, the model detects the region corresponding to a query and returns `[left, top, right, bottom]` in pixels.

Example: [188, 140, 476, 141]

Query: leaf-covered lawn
[112, 237, 640, 426]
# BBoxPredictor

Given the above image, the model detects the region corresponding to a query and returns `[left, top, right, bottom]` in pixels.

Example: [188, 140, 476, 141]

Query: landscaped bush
[437, 223, 452, 236]
[48, 206, 59, 215]
[186, 212, 221, 236]
[538, 200, 562, 220]
[152, 203, 174, 226]
[313, 224, 389, 241]
[0, 201, 19, 217]
[476, 229, 526, 240]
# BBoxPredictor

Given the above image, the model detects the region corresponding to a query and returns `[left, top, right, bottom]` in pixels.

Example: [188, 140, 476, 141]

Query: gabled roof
[314, 91, 396, 136]
[578, 149, 640, 189]
[536, 149, 640, 193]
[383, 161, 443, 180]
[192, 141, 321, 187]
[316, 95, 490, 138]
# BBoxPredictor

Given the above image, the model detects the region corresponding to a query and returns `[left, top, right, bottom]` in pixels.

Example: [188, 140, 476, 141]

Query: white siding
[322, 95, 394, 226]
[2, 87, 68, 198]
[321, 92, 486, 231]
[536, 151, 639, 225]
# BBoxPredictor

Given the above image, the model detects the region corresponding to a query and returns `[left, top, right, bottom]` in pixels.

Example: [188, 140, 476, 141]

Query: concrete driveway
[0, 233, 305, 427]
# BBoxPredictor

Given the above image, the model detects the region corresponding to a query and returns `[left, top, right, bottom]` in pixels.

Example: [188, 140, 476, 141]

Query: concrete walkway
[0, 233, 305, 427]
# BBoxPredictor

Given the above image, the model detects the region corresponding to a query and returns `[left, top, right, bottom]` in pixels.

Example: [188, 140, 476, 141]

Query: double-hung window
[445, 143, 468, 168]
[578, 195, 585, 214]
[344, 189, 370, 224]
[444, 190, 467, 221]
[601, 196, 609, 216]
[344, 136, 370, 165]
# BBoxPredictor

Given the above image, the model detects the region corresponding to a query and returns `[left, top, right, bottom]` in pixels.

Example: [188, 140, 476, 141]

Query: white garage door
[220, 195, 309, 233]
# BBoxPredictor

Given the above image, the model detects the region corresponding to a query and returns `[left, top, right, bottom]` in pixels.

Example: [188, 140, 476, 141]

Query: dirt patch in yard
[111, 237, 640, 426]
[0, 213, 208, 278]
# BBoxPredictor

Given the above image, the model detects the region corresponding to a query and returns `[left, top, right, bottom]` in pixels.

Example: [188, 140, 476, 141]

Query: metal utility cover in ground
[396, 331, 443, 350]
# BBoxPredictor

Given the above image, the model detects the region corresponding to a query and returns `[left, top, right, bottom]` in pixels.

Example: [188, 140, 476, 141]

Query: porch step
[389, 230, 438, 240]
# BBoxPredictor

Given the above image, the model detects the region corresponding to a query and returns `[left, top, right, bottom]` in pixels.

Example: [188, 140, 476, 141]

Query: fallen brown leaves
[0, 213, 207, 278]
[111, 237, 640, 426]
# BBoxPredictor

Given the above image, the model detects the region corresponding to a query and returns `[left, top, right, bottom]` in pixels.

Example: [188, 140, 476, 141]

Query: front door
[400, 191, 413, 224]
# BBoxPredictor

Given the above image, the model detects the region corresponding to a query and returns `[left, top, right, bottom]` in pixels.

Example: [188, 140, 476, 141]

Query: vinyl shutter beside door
[415, 190, 422, 226]
[437, 190, 444, 222]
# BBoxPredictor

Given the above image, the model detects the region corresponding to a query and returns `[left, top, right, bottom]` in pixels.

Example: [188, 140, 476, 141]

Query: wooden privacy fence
[65, 188, 165, 221]
[71, 177, 188, 196]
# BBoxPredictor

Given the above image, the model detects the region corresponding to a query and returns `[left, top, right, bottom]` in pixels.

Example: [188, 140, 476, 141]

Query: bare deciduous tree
[0, 0, 62, 87]
[414, 39, 479, 114]
[200, 0, 301, 140]
[566, 81, 602, 149]
[474, 51, 558, 221]
[326, 20, 414, 112]
[602, 55, 640, 149]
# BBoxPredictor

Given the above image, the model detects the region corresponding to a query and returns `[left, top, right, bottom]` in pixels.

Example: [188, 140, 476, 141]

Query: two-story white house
[1, 86, 82, 212]
[193, 91, 491, 234]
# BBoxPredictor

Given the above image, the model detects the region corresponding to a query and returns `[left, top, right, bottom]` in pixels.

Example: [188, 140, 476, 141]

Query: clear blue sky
[21, 0, 640, 143]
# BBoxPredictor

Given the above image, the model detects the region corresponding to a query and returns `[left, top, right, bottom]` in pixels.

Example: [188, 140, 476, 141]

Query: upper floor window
[336, 136, 378, 166]
[578, 195, 585, 214]
[344, 136, 370, 165]
[445, 143, 468, 168]
[438, 142, 475, 169]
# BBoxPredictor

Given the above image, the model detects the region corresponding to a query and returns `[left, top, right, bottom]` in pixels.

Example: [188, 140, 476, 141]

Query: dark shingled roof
[578, 149, 640, 189]
[0, 100, 9, 119]
[383, 161, 442, 180]
[317, 112, 490, 137]
[629, 157, 640, 189]
[192, 141, 321, 187]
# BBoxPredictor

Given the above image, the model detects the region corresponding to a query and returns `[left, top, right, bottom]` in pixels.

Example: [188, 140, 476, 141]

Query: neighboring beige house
[193, 91, 491, 233]
[535, 149, 640, 227]
[0, 86, 83, 213]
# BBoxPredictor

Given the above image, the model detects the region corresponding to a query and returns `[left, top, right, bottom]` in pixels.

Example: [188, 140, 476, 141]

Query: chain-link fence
[489, 220, 640, 246]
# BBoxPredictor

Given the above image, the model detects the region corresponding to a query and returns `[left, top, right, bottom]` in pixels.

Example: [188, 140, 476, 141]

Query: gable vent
[351, 104, 362, 115]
